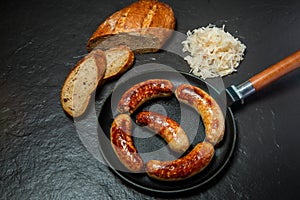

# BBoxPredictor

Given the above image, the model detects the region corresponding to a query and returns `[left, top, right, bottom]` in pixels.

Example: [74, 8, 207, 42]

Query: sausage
[146, 142, 214, 181]
[110, 114, 144, 172]
[175, 84, 225, 146]
[117, 79, 174, 114]
[136, 111, 189, 153]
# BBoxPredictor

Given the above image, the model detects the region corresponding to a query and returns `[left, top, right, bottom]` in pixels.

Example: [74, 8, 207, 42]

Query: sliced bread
[104, 46, 134, 80]
[60, 49, 106, 117]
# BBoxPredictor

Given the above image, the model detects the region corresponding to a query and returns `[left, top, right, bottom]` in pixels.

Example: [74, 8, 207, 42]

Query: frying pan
[98, 50, 300, 194]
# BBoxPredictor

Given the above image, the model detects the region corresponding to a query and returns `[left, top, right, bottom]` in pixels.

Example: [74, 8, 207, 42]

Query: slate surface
[1, 0, 299, 199]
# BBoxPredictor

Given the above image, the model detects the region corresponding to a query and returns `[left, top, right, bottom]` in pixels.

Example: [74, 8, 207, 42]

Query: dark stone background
[1, 0, 299, 199]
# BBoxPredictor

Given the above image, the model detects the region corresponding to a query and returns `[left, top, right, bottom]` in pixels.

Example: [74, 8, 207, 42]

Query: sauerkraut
[182, 24, 246, 79]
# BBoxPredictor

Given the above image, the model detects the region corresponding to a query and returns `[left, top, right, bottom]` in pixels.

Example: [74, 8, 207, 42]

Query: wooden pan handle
[249, 50, 300, 91]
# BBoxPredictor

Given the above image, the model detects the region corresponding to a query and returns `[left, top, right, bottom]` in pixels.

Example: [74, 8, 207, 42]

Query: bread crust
[60, 49, 106, 117]
[87, 0, 175, 53]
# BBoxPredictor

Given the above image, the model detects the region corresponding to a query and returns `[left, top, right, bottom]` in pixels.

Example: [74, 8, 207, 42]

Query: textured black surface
[1, 0, 300, 199]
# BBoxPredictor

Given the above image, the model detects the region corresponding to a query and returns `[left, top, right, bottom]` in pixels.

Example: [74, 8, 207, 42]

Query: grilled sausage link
[117, 79, 174, 114]
[146, 142, 214, 181]
[110, 114, 144, 172]
[175, 84, 225, 146]
[136, 111, 189, 153]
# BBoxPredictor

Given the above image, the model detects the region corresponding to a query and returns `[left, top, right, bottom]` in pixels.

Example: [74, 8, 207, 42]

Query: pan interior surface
[98, 70, 236, 193]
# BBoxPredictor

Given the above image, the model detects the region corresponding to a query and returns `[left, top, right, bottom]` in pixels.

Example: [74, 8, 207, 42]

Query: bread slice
[104, 46, 134, 80]
[86, 0, 175, 53]
[61, 49, 106, 117]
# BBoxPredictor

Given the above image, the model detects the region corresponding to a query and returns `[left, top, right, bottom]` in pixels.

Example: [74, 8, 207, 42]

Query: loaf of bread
[87, 0, 176, 53]
[61, 49, 106, 117]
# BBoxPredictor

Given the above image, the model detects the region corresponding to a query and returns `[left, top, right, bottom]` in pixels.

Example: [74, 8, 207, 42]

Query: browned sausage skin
[175, 84, 225, 146]
[117, 79, 174, 114]
[110, 114, 144, 172]
[136, 111, 189, 153]
[146, 142, 214, 181]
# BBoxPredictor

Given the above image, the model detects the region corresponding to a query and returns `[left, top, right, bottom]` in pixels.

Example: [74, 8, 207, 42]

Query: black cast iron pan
[98, 50, 300, 193]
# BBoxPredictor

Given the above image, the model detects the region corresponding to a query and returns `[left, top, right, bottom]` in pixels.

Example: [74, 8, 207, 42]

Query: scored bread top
[60, 49, 106, 117]
[87, 0, 175, 53]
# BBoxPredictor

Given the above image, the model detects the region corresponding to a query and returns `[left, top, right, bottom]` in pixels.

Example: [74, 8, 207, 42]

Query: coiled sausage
[175, 84, 225, 145]
[110, 113, 144, 172]
[146, 142, 214, 181]
[136, 111, 189, 153]
[117, 79, 174, 114]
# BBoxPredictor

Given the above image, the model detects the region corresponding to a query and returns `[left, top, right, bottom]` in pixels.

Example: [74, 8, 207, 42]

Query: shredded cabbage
[182, 24, 246, 79]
